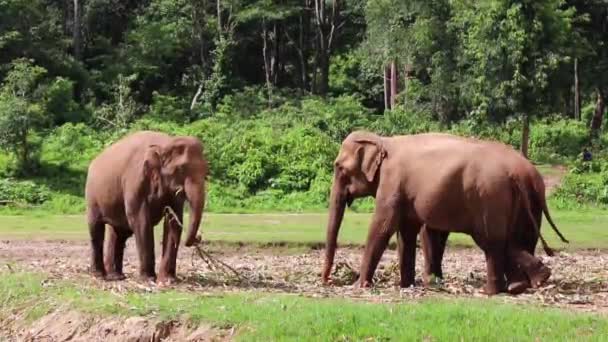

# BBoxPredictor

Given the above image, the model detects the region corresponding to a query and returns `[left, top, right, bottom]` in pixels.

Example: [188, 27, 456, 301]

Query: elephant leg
[421, 226, 449, 285]
[505, 253, 530, 295]
[88, 211, 106, 279]
[159, 202, 184, 285]
[396, 222, 419, 288]
[482, 241, 507, 295]
[472, 232, 507, 296]
[105, 226, 131, 281]
[506, 207, 543, 294]
[128, 206, 156, 282]
[509, 248, 551, 289]
[358, 202, 399, 288]
[104, 226, 117, 278]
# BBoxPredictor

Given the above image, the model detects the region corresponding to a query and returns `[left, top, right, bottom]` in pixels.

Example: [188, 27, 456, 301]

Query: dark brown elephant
[85, 131, 208, 284]
[321, 131, 568, 295]
[420, 158, 568, 294]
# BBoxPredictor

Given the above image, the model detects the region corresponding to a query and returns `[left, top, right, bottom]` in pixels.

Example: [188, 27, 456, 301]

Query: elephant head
[322, 131, 387, 284]
[155, 137, 208, 247]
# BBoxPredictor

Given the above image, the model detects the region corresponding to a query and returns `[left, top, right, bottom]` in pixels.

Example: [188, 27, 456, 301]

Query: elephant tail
[513, 178, 556, 257]
[538, 193, 569, 244]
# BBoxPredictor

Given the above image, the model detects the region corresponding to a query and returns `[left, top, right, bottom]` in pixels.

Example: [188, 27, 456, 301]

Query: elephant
[321, 131, 568, 295]
[85, 131, 208, 284]
[420, 153, 568, 294]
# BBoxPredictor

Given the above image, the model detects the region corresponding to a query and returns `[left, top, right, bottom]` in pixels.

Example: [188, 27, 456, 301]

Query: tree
[569, 0, 608, 136]
[362, 0, 459, 117]
[0, 59, 48, 172]
[452, 0, 574, 157]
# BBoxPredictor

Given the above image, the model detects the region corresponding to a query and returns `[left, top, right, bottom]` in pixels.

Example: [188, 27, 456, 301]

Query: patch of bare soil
[1, 310, 232, 341]
[1, 240, 607, 314]
[543, 164, 568, 195]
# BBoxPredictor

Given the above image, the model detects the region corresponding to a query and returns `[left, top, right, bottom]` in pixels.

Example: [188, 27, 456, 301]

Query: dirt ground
[1, 235, 607, 340]
[1, 239, 607, 312]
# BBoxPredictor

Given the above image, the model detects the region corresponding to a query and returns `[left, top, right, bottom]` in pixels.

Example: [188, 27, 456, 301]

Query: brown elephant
[420, 155, 568, 294]
[321, 131, 567, 295]
[85, 131, 208, 284]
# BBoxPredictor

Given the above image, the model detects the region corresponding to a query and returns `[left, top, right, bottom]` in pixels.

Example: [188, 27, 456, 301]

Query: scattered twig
[163, 205, 246, 282]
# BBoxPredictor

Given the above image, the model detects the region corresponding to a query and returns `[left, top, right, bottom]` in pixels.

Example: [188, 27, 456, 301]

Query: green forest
[1, 0, 607, 213]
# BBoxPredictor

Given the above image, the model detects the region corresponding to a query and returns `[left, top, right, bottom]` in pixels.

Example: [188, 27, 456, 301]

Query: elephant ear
[143, 145, 163, 189]
[356, 138, 386, 183]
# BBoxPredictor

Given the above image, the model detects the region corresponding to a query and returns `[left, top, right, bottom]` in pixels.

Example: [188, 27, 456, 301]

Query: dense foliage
[1, 0, 607, 212]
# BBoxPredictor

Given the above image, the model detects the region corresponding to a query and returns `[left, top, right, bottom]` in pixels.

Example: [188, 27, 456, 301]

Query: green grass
[1, 272, 607, 341]
[1, 208, 607, 250]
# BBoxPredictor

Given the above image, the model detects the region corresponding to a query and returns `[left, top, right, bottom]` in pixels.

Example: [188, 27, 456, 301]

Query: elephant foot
[482, 280, 506, 296]
[105, 272, 127, 281]
[138, 273, 157, 284]
[90, 268, 106, 279]
[356, 278, 373, 288]
[507, 280, 530, 295]
[529, 264, 551, 288]
[157, 275, 178, 286]
[422, 273, 443, 287]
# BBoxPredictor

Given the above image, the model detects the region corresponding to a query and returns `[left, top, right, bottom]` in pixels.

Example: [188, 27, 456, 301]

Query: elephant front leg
[421, 226, 449, 286]
[358, 202, 399, 288]
[508, 247, 551, 289]
[158, 203, 184, 285]
[128, 206, 156, 283]
[104, 226, 131, 281]
[88, 218, 106, 279]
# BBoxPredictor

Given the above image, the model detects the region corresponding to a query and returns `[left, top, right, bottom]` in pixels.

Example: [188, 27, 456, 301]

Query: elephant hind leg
[472, 232, 507, 295]
[421, 226, 449, 285]
[483, 242, 508, 295]
[396, 221, 419, 288]
[88, 213, 106, 279]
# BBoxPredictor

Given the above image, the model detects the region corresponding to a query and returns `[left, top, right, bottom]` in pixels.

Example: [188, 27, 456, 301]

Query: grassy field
[2, 272, 607, 341]
[1, 208, 607, 250]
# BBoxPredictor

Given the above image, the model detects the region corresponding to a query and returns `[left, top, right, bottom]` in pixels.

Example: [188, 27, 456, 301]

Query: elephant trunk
[322, 177, 347, 284]
[183, 178, 205, 247]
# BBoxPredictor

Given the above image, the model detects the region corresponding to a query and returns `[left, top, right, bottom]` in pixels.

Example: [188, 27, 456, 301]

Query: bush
[529, 118, 589, 159]
[0, 179, 51, 205]
[40, 123, 107, 171]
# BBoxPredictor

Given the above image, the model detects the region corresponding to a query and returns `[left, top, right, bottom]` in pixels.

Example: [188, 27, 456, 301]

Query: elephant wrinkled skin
[322, 131, 568, 295]
[85, 131, 208, 284]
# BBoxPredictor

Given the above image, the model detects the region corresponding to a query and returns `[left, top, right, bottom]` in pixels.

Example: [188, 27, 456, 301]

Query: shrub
[0, 179, 51, 205]
[40, 123, 107, 171]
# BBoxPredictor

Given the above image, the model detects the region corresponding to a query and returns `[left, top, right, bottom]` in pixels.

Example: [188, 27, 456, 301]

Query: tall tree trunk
[312, 0, 340, 96]
[299, 14, 308, 90]
[262, 22, 272, 108]
[73, 0, 81, 60]
[390, 60, 398, 110]
[403, 64, 413, 110]
[574, 58, 580, 120]
[383, 65, 390, 111]
[590, 88, 605, 137]
[270, 22, 280, 86]
[72, 0, 83, 101]
[317, 51, 329, 96]
[521, 114, 530, 159]
[216, 0, 222, 40]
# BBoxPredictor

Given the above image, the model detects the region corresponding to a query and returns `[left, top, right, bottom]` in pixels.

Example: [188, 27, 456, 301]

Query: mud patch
[1, 310, 233, 342]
